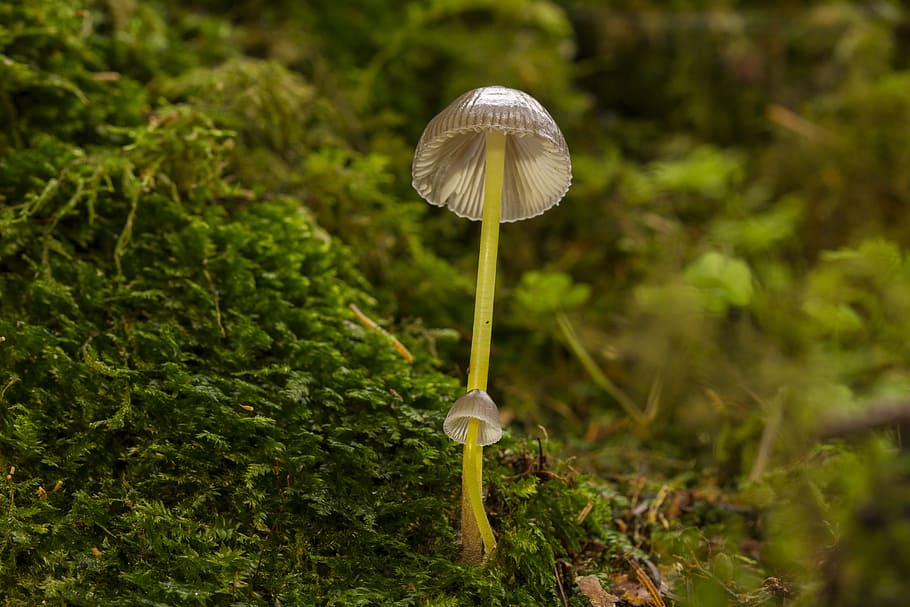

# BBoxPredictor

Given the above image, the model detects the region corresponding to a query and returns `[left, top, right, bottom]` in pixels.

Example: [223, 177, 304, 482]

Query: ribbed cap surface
[443, 389, 503, 446]
[412, 86, 572, 222]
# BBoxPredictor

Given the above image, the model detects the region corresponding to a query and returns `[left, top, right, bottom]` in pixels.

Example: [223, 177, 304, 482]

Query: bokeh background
[3, 1, 910, 605]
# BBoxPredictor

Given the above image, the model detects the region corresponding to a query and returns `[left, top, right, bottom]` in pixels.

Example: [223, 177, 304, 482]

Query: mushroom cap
[412, 85, 572, 223]
[443, 389, 503, 446]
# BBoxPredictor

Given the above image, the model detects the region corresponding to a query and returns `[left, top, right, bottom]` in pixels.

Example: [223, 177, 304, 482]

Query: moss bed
[0, 2, 627, 604]
[4, 2, 910, 606]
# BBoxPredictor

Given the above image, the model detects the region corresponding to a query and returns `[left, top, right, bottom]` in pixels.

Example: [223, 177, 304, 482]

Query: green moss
[5, 1, 910, 605]
[0, 2, 625, 604]
[0, 118, 461, 602]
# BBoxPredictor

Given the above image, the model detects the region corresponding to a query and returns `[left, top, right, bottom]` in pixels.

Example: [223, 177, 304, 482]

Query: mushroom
[444, 389, 503, 446]
[412, 85, 571, 563]
[412, 86, 572, 223]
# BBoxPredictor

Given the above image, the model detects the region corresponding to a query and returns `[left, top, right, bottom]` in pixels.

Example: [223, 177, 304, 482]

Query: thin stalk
[461, 130, 506, 560]
[463, 418, 495, 555]
[556, 312, 649, 426]
[749, 391, 783, 481]
[467, 130, 505, 392]
[460, 426, 483, 564]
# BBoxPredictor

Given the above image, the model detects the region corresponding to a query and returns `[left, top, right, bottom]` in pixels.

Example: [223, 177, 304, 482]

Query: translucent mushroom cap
[412, 85, 572, 222]
[443, 389, 503, 446]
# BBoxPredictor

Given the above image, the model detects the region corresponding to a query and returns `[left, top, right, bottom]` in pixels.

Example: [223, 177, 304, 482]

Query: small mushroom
[443, 389, 503, 446]
[413, 85, 571, 563]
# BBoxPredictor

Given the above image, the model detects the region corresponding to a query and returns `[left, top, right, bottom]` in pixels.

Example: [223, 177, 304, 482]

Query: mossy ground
[3, 1, 910, 606]
[0, 2, 625, 604]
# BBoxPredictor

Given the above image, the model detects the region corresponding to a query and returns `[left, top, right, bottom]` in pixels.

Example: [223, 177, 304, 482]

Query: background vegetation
[2, 1, 909, 605]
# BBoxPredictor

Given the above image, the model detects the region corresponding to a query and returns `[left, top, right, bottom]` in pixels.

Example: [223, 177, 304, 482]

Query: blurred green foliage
[2, 0, 910, 605]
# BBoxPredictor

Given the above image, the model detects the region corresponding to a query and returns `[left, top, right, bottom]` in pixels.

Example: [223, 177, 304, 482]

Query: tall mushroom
[412, 86, 572, 563]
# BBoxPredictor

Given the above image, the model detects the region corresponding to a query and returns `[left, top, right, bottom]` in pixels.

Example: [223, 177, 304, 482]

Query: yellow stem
[467, 130, 505, 393]
[463, 418, 496, 554]
[460, 454, 482, 564]
[460, 130, 506, 559]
